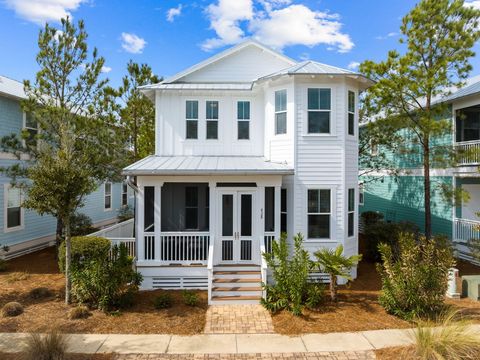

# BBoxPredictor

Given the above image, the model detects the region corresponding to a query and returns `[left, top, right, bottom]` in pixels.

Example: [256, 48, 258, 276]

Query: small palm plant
[314, 245, 362, 301]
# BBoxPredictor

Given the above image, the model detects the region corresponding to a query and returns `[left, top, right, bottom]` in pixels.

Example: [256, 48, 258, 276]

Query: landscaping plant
[1, 302, 23, 317]
[377, 232, 455, 320]
[58, 236, 111, 273]
[67, 305, 91, 320]
[262, 233, 322, 316]
[70, 244, 142, 311]
[154, 293, 173, 309]
[182, 290, 198, 307]
[314, 245, 362, 302]
[24, 330, 69, 360]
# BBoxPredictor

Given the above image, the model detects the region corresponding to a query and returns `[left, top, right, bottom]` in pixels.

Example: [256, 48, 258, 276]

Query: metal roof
[259, 60, 357, 79]
[123, 155, 294, 176]
[443, 76, 480, 103]
[0, 75, 26, 99]
[139, 83, 253, 91]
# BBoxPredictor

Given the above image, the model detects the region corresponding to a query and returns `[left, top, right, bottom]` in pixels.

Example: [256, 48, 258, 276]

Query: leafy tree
[117, 61, 161, 161]
[314, 245, 362, 301]
[360, 0, 480, 239]
[0, 18, 125, 303]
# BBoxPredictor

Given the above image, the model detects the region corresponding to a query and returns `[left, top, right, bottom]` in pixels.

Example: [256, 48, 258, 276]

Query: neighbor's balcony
[456, 140, 480, 166]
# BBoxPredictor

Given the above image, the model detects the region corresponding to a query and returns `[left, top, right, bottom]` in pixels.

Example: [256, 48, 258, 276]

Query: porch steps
[210, 264, 263, 305]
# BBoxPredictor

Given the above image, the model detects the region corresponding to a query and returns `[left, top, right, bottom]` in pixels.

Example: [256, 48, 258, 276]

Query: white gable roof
[0, 75, 26, 100]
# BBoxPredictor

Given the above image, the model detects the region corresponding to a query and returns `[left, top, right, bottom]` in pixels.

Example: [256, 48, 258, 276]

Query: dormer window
[237, 101, 250, 140]
[275, 90, 287, 135]
[206, 101, 219, 139]
[308, 88, 331, 134]
[186, 100, 198, 139]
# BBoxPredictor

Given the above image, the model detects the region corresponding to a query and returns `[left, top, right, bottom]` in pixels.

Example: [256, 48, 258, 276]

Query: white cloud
[465, 1, 480, 10]
[375, 32, 398, 40]
[347, 61, 360, 70]
[201, 1, 353, 53]
[101, 66, 112, 73]
[4, 0, 84, 24]
[120, 32, 147, 54]
[167, 4, 183, 22]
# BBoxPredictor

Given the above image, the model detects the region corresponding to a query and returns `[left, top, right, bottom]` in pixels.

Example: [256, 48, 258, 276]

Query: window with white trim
[206, 101, 219, 139]
[237, 101, 250, 140]
[186, 100, 198, 139]
[348, 188, 355, 237]
[104, 182, 112, 210]
[122, 182, 128, 207]
[359, 183, 364, 206]
[308, 88, 331, 134]
[307, 189, 331, 239]
[24, 112, 38, 147]
[6, 185, 22, 230]
[348, 91, 355, 136]
[275, 90, 287, 135]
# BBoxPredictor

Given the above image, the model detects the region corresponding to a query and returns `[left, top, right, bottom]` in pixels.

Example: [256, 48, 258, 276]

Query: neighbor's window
[307, 189, 331, 239]
[348, 188, 355, 237]
[186, 100, 198, 139]
[275, 90, 287, 135]
[104, 182, 112, 210]
[348, 91, 355, 136]
[24, 112, 38, 147]
[359, 183, 364, 206]
[206, 101, 219, 139]
[281, 188, 287, 234]
[308, 88, 331, 134]
[185, 186, 199, 229]
[122, 182, 128, 207]
[237, 101, 250, 140]
[6, 186, 22, 230]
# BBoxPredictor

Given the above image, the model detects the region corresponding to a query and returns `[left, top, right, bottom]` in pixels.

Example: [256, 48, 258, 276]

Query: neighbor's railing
[456, 140, 480, 166]
[453, 218, 480, 266]
[90, 218, 134, 238]
[264, 232, 275, 254]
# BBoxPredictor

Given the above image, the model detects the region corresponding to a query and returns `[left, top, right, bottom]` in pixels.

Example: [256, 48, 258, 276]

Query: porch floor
[204, 305, 274, 334]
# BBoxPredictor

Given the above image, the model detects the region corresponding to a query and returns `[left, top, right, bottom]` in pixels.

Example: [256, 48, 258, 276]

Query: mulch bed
[0, 354, 113, 360]
[0, 247, 207, 335]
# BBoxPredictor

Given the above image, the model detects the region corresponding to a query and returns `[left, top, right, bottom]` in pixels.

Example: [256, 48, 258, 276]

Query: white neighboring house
[122, 40, 373, 304]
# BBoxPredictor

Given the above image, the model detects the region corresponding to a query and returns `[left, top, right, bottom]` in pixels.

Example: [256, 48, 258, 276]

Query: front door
[219, 190, 255, 263]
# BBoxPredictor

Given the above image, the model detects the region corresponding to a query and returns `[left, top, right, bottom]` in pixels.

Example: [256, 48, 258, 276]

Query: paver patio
[204, 305, 274, 334]
[113, 351, 376, 359]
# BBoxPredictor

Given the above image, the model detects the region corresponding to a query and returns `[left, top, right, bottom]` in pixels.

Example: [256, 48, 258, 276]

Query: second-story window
[186, 100, 198, 139]
[206, 101, 219, 139]
[308, 88, 331, 134]
[275, 90, 287, 135]
[122, 182, 128, 207]
[24, 112, 38, 148]
[237, 101, 250, 140]
[348, 91, 355, 136]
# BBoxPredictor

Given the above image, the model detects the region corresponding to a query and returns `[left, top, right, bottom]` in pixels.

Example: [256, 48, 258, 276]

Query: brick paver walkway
[204, 305, 275, 334]
[114, 351, 376, 359]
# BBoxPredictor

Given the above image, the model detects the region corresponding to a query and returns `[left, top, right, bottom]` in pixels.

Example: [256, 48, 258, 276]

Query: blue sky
[1, 0, 480, 87]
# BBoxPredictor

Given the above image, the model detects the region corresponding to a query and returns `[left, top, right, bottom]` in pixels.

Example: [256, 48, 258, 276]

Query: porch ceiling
[123, 155, 294, 176]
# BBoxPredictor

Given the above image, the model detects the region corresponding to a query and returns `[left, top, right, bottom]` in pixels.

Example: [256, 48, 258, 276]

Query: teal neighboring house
[360, 76, 480, 262]
[0, 75, 134, 258]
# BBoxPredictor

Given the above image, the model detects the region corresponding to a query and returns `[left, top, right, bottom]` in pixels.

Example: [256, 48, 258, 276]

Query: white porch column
[154, 183, 163, 261]
[209, 181, 215, 263]
[137, 186, 145, 261]
[274, 186, 281, 241]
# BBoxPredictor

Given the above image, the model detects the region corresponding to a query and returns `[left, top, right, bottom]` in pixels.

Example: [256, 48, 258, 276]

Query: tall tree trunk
[423, 135, 432, 239]
[330, 274, 337, 302]
[55, 217, 63, 261]
[64, 217, 72, 304]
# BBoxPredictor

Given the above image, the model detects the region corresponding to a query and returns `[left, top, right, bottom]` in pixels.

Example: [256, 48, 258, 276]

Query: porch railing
[110, 237, 136, 259]
[453, 218, 480, 265]
[264, 232, 275, 254]
[90, 218, 134, 238]
[456, 140, 480, 166]
[142, 232, 210, 265]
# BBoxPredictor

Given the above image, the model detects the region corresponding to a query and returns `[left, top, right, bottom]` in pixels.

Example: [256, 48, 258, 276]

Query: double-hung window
[6, 185, 22, 230]
[348, 91, 355, 136]
[307, 189, 331, 239]
[307, 88, 331, 134]
[186, 100, 198, 139]
[185, 186, 199, 229]
[122, 182, 128, 207]
[104, 182, 112, 210]
[24, 112, 38, 147]
[348, 188, 355, 237]
[206, 101, 219, 139]
[275, 90, 287, 135]
[237, 101, 250, 140]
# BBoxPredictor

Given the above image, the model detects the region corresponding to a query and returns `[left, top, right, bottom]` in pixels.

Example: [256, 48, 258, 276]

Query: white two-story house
[123, 40, 373, 304]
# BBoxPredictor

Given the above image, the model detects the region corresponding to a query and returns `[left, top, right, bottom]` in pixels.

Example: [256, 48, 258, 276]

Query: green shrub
[67, 305, 90, 320]
[360, 211, 384, 226]
[58, 236, 111, 273]
[377, 232, 455, 320]
[182, 290, 198, 306]
[24, 330, 68, 360]
[154, 293, 173, 309]
[70, 244, 142, 311]
[0, 259, 7, 272]
[69, 212, 95, 236]
[305, 283, 325, 309]
[29, 287, 53, 299]
[2, 302, 24, 317]
[364, 221, 419, 262]
[261, 233, 317, 316]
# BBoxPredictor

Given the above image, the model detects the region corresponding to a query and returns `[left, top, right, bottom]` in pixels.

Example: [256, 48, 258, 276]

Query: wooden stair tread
[213, 287, 262, 291]
[213, 278, 261, 283]
[212, 295, 262, 301]
[214, 271, 260, 275]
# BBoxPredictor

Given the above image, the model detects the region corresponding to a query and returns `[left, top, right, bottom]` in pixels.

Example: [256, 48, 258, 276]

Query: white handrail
[89, 218, 134, 238]
[207, 240, 214, 305]
[260, 241, 267, 300]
